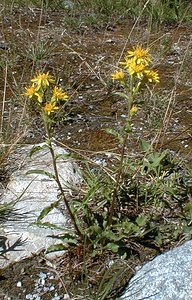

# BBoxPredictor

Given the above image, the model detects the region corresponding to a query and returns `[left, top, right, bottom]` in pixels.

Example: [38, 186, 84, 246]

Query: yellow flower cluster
[111, 69, 125, 81]
[111, 46, 160, 84]
[24, 72, 69, 116]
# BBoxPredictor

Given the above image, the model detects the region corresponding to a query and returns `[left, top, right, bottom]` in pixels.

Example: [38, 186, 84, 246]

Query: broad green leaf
[88, 224, 102, 234]
[140, 138, 152, 152]
[148, 150, 168, 167]
[102, 230, 123, 241]
[26, 169, 55, 180]
[105, 242, 119, 253]
[37, 200, 60, 221]
[136, 215, 148, 227]
[120, 220, 134, 234]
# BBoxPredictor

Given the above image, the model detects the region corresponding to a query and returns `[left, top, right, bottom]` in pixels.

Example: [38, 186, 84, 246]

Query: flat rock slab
[0, 143, 81, 269]
[121, 240, 192, 300]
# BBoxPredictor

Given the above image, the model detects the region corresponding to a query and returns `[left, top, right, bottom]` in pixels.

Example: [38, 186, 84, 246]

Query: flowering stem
[44, 118, 83, 239]
[107, 131, 129, 227]
[107, 82, 134, 227]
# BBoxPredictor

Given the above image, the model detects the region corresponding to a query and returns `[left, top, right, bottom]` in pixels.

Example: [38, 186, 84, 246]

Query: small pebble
[39, 272, 47, 279]
[43, 286, 49, 292]
[17, 281, 22, 287]
[33, 294, 38, 298]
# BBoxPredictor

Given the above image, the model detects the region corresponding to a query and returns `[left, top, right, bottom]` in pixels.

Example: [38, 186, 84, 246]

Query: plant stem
[107, 131, 129, 227]
[45, 120, 83, 239]
[107, 81, 134, 227]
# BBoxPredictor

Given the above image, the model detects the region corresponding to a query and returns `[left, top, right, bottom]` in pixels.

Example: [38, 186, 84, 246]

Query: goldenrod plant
[108, 45, 159, 226]
[23, 47, 191, 264]
[24, 72, 83, 239]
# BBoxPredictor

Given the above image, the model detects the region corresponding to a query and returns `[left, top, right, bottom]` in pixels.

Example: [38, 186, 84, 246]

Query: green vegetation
[0, 1, 192, 299]
[2, 0, 192, 27]
[22, 46, 191, 298]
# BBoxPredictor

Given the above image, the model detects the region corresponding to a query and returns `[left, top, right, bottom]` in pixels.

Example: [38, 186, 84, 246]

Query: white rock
[16, 281, 22, 287]
[0, 143, 81, 268]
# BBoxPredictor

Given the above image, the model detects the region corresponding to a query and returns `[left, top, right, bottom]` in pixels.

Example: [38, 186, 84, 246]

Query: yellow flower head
[127, 46, 151, 65]
[31, 72, 55, 90]
[130, 105, 138, 117]
[111, 69, 125, 81]
[51, 86, 69, 102]
[144, 70, 160, 84]
[119, 56, 132, 69]
[127, 58, 146, 78]
[24, 84, 44, 103]
[24, 85, 36, 98]
[43, 102, 59, 115]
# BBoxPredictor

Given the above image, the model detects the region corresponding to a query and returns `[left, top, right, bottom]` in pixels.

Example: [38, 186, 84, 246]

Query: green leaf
[105, 128, 124, 144]
[37, 200, 60, 222]
[54, 152, 83, 161]
[105, 242, 119, 253]
[114, 91, 130, 101]
[185, 202, 192, 220]
[155, 233, 163, 246]
[55, 153, 72, 160]
[136, 215, 148, 227]
[29, 144, 48, 158]
[34, 221, 65, 230]
[26, 169, 56, 180]
[140, 138, 152, 152]
[96, 261, 127, 300]
[148, 150, 167, 167]
[102, 230, 122, 241]
[48, 233, 78, 245]
[46, 243, 67, 253]
[75, 181, 101, 212]
[120, 220, 134, 234]
[34, 222, 75, 236]
[87, 224, 102, 235]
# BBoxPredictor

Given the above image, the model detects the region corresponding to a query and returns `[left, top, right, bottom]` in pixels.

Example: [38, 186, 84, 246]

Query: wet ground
[0, 5, 192, 299]
[0, 6, 192, 158]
